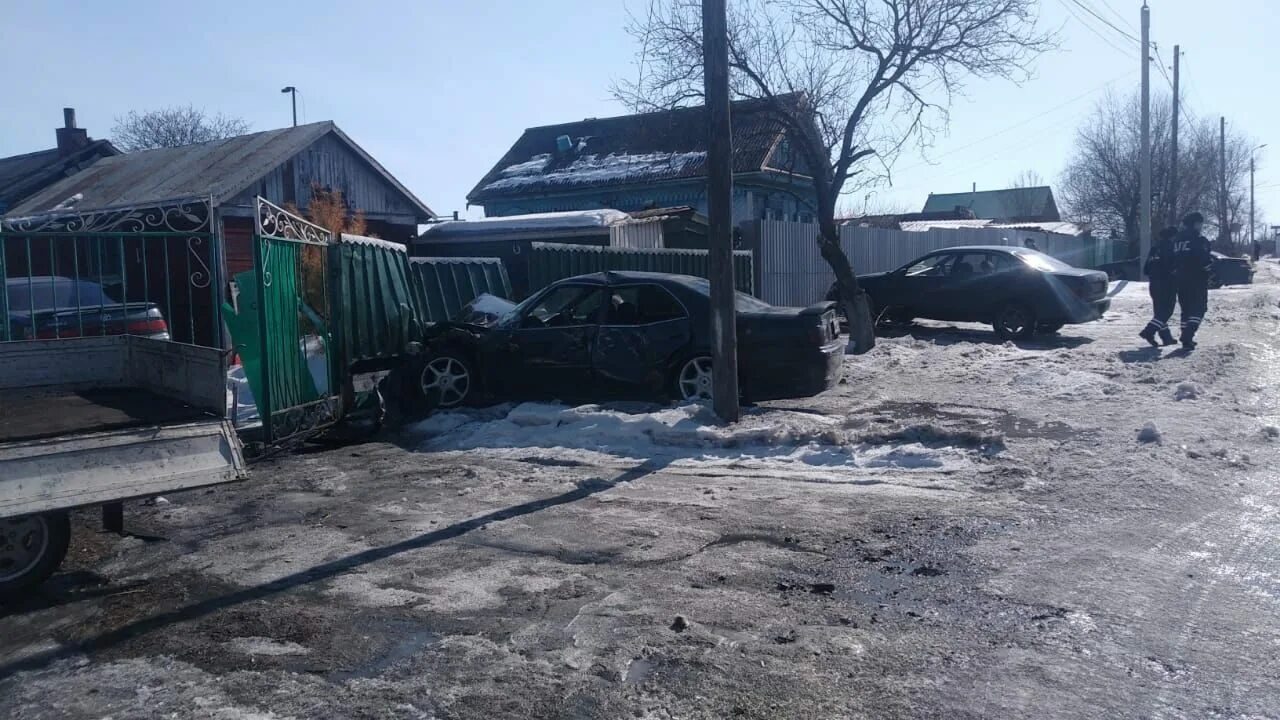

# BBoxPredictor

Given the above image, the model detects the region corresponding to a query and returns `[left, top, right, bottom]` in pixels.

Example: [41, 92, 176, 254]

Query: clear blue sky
[2, 0, 1274, 227]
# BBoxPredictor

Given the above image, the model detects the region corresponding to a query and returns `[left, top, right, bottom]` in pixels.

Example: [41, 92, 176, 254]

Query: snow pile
[409, 402, 987, 477]
[1138, 422, 1162, 444]
[483, 151, 707, 193]
[1174, 382, 1202, 401]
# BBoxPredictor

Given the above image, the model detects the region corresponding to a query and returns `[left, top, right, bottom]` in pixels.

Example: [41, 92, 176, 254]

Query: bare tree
[112, 105, 250, 152]
[1005, 169, 1048, 220]
[1059, 91, 1255, 256]
[616, 0, 1051, 349]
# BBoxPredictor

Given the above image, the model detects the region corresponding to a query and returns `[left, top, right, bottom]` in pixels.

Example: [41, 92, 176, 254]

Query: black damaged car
[842, 246, 1110, 340]
[415, 271, 844, 408]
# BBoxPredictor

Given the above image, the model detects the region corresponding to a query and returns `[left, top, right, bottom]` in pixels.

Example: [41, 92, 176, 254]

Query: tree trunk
[818, 219, 875, 355]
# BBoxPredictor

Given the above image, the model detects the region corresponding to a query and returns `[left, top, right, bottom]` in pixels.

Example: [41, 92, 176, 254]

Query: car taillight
[127, 318, 169, 335]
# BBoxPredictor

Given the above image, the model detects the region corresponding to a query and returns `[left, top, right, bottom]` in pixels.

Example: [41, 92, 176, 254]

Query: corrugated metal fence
[529, 242, 754, 295]
[408, 257, 513, 324]
[746, 220, 1120, 307]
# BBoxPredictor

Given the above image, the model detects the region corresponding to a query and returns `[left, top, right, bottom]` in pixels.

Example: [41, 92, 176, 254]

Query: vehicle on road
[1208, 252, 1254, 288]
[416, 271, 844, 408]
[5, 276, 170, 341]
[843, 246, 1111, 340]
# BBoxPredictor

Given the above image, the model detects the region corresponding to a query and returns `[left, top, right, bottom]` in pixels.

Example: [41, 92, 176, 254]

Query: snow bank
[409, 402, 986, 476]
[482, 151, 707, 193]
[420, 209, 630, 238]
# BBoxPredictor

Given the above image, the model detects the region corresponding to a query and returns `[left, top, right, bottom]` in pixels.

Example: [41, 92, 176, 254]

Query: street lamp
[281, 86, 297, 127]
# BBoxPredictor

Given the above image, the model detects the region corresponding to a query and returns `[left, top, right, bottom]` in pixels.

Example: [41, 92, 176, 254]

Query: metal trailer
[0, 199, 248, 598]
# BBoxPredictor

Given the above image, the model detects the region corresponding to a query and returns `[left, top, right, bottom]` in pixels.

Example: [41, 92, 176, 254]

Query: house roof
[468, 94, 808, 204]
[419, 209, 628, 243]
[922, 186, 1056, 220]
[0, 140, 119, 213]
[6, 122, 433, 219]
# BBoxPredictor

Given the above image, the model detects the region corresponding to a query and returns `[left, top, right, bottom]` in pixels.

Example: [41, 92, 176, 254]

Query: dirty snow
[481, 151, 707, 193]
[409, 402, 990, 479]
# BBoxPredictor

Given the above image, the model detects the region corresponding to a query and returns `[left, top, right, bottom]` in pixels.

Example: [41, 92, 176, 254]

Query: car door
[594, 283, 692, 397]
[930, 251, 1007, 321]
[495, 283, 606, 399]
[891, 252, 956, 319]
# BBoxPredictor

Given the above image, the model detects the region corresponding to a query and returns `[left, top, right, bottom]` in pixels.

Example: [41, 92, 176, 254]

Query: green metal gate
[248, 198, 341, 444]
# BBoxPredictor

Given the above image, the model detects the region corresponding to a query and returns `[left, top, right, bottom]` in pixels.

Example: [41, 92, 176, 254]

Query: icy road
[3, 265, 1280, 719]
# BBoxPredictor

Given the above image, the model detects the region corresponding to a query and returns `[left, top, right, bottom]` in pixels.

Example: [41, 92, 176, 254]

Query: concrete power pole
[1139, 3, 1152, 270]
[1170, 45, 1180, 226]
[701, 0, 740, 422]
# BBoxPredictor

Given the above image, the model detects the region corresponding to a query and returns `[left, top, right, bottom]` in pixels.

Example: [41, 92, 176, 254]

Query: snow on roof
[481, 151, 707, 194]
[899, 219, 1086, 236]
[337, 233, 407, 252]
[899, 219, 995, 232]
[420, 209, 630, 240]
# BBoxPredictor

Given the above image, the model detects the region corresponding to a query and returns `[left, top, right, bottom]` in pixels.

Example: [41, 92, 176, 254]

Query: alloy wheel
[677, 356, 715, 401]
[421, 357, 471, 408]
[0, 516, 50, 584]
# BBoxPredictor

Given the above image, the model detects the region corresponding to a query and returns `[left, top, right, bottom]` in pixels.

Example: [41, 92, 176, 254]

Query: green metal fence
[408, 257, 512, 323]
[0, 199, 222, 346]
[331, 235, 419, 367]
[528, 242, 755, 296]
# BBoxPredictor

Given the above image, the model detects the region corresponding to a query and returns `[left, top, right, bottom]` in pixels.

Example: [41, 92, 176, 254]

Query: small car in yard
[846, 246, 1111, 340]
[5, 276, 170, 341]
[416, 271, 844, 408]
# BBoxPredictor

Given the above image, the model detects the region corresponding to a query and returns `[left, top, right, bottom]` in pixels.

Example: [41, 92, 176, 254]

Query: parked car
[416, 271, 844, 408]
[840, 246, 1111, 340]
[1208, 252, 1254, 288]
[5, 276, 169, 341]
[1096, 258, 1141, 281]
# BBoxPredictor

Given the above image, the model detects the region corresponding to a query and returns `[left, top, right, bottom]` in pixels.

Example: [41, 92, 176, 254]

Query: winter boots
[1159, 328, 1176, 346]
[1140, 323, 1178, 348]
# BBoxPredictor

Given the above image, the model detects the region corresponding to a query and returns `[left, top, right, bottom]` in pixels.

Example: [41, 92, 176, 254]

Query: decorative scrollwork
[1, 198, 211, 234]
[188, 236, 212, 288]
[255, 197, 332, 245]
[269, 397, 341, 443]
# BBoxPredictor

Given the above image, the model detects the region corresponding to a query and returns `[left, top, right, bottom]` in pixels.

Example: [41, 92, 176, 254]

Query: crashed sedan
[416, 271, 844, 408]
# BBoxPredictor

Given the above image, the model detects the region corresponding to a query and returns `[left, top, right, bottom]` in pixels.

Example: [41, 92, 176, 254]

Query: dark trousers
[1177, 280, 1209, 340]
[1142, 279, 1177, 336]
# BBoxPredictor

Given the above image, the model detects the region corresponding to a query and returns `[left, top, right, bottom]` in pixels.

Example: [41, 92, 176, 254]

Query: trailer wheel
[0, 511, 71, 601]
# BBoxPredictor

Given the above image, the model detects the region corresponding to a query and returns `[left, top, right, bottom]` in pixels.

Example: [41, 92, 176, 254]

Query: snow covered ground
[4, 262, 1280, 719]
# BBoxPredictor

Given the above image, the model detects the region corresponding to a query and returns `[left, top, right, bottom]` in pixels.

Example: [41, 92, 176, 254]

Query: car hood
[454, 293, 516, 328]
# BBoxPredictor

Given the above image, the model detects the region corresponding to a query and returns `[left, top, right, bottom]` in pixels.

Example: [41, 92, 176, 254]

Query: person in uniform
[1139, 226, 1179, 347]
[1171, 212, 1213, 350]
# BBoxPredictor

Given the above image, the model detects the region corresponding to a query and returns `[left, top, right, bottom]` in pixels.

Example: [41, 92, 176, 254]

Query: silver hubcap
[421, 357, 470, 408]
[0, 516, 49, 583]
[678, 357, 714, 401]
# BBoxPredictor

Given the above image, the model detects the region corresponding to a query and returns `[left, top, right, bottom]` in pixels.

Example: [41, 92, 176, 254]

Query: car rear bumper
[1055, 296, 1110, 324]
[744, 339, 844, 401]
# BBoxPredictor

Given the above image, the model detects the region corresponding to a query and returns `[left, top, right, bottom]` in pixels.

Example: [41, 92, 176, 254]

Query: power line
[1067, 0, 1141, 44]
[1152, 44, 1174, 93]
[1086, 0, 1139, 34]
[1055, 0, 1136, 58]
[893, 70, 1136, 174]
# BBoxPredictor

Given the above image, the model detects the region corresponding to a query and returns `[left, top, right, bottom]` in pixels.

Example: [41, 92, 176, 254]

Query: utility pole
[1138, 3, 1152, 271]
[1220, 117, 1228, 246]
[1251, 145, 1267, 251]
[701, 0, 740, 422]
[281, 86, 298, 127]
[1169, 45, 1180, 226]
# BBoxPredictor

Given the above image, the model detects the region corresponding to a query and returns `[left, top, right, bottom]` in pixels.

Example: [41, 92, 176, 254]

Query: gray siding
[226, 134, 418, 222]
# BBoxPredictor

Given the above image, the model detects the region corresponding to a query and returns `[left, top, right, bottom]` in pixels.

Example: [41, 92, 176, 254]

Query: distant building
[6, 121, 435, 276]
[467, 94, 818, 224]
[922, 186, 1061, 224]
[0, 109, 119, 214]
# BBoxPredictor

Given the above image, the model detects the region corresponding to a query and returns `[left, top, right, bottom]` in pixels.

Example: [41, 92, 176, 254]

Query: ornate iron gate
[249, 198, 341, 444]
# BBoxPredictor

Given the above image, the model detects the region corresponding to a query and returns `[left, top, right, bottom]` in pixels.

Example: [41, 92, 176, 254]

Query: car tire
[670, 354, 715, 402]
[0, 511, 71, 601]
[993, 304, 1036, 341]
[418, 351, 476, 410]
[1037, 322, 1065, 335]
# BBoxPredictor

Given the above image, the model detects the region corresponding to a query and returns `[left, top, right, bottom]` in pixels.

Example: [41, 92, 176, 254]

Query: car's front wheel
[993, 304, 1037, 340]
[673, 355, 714, 402]
[419, 352, 475, 410]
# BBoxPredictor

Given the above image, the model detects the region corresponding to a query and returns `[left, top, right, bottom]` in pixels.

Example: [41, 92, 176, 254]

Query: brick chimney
[56, 108, 89, 158]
